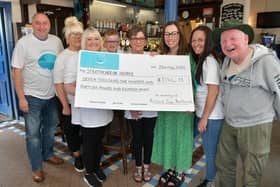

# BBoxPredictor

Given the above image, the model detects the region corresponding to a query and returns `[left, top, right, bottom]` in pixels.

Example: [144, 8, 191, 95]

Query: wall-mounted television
[257, 11, 280, 28]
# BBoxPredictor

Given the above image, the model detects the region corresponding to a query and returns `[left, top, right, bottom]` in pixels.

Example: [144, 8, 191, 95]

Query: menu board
[221, 3, 244, 23]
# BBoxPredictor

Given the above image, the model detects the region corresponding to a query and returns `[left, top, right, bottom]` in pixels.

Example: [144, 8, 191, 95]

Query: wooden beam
[22, 0, 41, 5]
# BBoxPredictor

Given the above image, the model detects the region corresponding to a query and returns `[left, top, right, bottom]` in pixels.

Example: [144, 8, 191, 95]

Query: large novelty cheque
[75, 50, 194, 111]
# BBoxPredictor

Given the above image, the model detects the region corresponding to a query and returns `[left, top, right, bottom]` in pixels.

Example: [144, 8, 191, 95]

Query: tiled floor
[0, 113, 12, 123]
[0, 120, 279, 187]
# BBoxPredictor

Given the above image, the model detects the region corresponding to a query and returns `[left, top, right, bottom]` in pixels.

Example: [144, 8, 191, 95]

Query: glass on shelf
[146, 38, 160, 52]
[21, 24, 33, 37]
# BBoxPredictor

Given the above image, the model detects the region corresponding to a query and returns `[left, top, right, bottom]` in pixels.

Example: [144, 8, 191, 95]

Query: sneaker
[83, 173, 101, 187]
[197, 179, 213, 187]
[93, 168, 107, 182]
[74, 156, 85, 172]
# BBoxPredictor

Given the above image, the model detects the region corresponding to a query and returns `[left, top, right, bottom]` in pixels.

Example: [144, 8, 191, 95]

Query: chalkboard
[221, 3, 244, 24]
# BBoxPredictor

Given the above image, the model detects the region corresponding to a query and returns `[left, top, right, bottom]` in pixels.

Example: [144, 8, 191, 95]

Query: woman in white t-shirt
[189, 25, 224, 187]
[64, 27, 113, 187]
[53, 16, 84, 172]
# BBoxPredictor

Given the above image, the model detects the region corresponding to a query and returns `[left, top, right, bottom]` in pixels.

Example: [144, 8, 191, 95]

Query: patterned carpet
[0, 113, 12, 123]
[0, 120, 205, 187]
[143, 139, 205, 187]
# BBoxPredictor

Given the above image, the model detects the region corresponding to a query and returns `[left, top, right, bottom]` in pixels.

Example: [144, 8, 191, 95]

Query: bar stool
[102, 110, 131, 174]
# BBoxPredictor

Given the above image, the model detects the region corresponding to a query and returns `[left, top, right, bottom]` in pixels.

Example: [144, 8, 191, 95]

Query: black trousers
[62, 114, 82, 153]
[57, 99, 82, 153]
[128, 117, 157, 167]
[81, 126, 107, 173]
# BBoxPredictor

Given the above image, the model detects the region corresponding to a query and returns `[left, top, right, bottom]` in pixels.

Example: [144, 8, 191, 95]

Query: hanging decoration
[73, 0, 83, 20]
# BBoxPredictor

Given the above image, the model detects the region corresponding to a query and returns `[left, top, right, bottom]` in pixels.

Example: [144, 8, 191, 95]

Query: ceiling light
[95, 0, 127, 8]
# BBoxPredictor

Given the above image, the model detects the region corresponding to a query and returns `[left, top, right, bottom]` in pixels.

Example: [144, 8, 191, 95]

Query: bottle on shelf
[120, 31, 129, 52]
[146, 21, 152, 37]
[92, 19, 162, 52]
[92, 19, 120, 35]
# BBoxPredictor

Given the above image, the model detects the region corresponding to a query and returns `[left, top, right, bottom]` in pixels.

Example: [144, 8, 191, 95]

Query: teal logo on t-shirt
[38, 53, 57, 70]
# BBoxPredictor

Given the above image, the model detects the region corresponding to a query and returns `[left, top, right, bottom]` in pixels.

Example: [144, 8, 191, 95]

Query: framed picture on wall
[202, 7, 214, 17]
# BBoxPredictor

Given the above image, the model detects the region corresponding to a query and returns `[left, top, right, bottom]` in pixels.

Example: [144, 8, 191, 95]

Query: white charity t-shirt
[195, 55, 224, 119]
[53, 48, 78, 105]
[124, 110, 158, 119]
[54, 49, 83, 125]
[12, 34, 63, 99]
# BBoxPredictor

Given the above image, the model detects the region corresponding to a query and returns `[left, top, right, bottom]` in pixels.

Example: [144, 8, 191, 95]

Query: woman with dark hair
[125, 24, 157, 183]
[151, 21, 196, 187]
[190, 25, 224, 187]
[159, 21, 187, 55]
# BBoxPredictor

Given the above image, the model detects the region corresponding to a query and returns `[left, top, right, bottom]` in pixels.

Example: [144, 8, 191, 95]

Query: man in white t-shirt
[12, 13, 64, 183]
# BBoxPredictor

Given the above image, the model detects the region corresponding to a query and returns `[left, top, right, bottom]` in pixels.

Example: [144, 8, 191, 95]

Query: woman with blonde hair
[64, 27, 113, 187]
[53, 16, 84, 172]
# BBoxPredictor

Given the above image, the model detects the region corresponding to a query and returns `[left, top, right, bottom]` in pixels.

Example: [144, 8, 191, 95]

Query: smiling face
[129, 31, 147, 54]
[191, 30, 206, 56]
[104, 34, 120, 53]
[85, 32, 102, 51]
[67, 32, 82, 51]
[164, 24, 180, 52]
[221, 29, 250, 64]
[32, 13, 50, 40]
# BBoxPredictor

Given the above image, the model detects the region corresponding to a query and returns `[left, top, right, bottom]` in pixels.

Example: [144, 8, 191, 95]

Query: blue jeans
[23, 96, 59, 171]
[195, 116, 223, 181]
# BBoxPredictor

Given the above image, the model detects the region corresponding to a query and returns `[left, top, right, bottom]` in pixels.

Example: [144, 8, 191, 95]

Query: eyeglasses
[104, 40, 120, 44]
[164, 31, 179, 37]
[130, 37, 146, 42]
[70, 32, 82, 37]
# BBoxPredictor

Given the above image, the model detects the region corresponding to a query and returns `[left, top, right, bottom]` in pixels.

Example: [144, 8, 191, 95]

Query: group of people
[11, 12, 280, 187]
